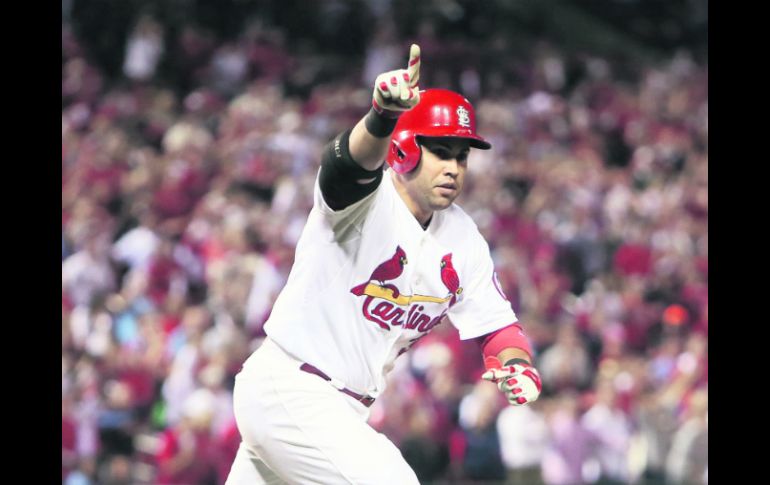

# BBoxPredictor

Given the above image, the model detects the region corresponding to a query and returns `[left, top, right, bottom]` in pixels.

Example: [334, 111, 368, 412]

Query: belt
[299, 363, 376, 407]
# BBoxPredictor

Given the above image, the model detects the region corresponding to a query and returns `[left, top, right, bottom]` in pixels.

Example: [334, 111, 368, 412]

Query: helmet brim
[468, 137, 492, 150]
[416, 133, 492, 150]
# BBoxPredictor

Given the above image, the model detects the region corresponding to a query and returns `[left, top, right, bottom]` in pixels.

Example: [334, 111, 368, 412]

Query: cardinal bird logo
[440, 253, 462, 306]
[371, 246, 407, 284]
[350, 246, 453, 332]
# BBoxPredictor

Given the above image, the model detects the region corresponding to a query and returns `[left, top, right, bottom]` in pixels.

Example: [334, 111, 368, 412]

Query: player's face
[395, 137, 470, 224]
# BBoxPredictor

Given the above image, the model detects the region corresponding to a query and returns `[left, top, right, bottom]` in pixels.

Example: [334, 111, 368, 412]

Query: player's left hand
[482, 359, 542, 406]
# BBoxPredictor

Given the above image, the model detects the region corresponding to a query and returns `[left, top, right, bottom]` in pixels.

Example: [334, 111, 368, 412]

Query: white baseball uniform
[225, 167, 518, 484]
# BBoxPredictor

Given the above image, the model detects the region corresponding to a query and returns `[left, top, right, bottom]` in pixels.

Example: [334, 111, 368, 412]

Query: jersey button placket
[412, 236, 426, 286]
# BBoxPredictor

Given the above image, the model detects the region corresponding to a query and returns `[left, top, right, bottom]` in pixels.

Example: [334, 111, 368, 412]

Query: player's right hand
[372, 44, 421, 117]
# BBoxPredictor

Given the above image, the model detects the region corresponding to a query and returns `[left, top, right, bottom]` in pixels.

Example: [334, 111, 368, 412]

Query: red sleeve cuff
[480, 323, 533, 362]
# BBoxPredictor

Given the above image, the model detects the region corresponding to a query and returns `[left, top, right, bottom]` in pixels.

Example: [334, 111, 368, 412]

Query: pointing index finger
[407, 44, 420, 88]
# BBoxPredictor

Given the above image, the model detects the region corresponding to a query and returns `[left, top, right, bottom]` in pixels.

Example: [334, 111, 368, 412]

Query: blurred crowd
[62, 5, 707, 485]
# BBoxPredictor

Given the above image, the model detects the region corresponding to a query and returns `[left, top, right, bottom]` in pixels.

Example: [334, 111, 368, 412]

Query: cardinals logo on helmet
[456, 106, 470, 127]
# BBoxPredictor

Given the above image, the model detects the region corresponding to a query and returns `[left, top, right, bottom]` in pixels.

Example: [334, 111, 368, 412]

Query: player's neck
[391, 172, 434, 228]
[409, 203, 434, 230]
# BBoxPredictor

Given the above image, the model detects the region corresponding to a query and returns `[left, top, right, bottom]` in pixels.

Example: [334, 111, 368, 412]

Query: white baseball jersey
[262, 168, 517, 397]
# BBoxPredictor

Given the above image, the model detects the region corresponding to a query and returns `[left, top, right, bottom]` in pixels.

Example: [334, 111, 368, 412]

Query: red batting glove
[372, 44, 421, 117]
[482, 357, 543, 406]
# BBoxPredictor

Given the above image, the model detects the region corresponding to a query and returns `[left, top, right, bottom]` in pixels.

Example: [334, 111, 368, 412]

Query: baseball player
[225, 44, 542, 484]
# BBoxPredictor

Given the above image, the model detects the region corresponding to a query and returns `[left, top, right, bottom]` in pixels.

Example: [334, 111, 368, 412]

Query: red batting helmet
[386, 88, 491, 174]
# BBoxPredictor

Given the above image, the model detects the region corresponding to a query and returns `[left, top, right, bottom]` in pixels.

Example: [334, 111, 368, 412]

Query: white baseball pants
[224, 337, 420, 484]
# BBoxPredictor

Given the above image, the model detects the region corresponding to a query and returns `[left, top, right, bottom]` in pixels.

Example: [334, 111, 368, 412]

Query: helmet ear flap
[387, 131, 421, 174]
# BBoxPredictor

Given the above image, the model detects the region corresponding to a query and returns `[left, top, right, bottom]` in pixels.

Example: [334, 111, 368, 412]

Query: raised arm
[349, 43, 421, 170]
[319, 44, 421, 210]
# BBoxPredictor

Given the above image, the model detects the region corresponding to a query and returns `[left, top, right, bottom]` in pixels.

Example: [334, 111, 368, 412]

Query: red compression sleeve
[480, 323, 533, 362]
